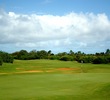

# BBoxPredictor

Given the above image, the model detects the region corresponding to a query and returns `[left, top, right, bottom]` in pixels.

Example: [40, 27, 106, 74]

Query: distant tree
[60, 55, 73, 61]
[77, 55, 94, 63]
[11, 51, 19, 59]
[69, 50, 74, 55]
[106, 56, 110, 62]
[75, 51, 81, 61]
[29, 50, 38, 59]
[47, 50, 52, 59]
[93, 56, 109, 64]
[105, 49, 110, 55]
[49, 55, 58, 60]
[17, 50, 29, 60]
[100, 52, 105, 55]
[0, 51, 14, 63]
[57, 52, 67, 57]
[0, 56, 3, 66]
[37, 50, 48, 59]
[95, 52, 100, 56]
[9, 49, 110, 64]
[48, 50, 52, 55]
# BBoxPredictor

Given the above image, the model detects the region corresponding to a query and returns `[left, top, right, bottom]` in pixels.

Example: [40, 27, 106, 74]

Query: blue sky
[1, 0, 110, 15]
[0, 0, 110, 53]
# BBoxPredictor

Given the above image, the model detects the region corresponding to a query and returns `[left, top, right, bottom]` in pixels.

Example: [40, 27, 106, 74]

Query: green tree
[37, 50, 48, 59]
[0, 56, 3, 66]
[105, 49, 110, 55]
[60, 55, 73, 61]
[48, 50, 52, 55]
[93, 56, 109, 64]
[69, 50, 74, 55]
[29, 50, 38, 59]
[17, 50, 29, 60]
[0, 51, 14, 63]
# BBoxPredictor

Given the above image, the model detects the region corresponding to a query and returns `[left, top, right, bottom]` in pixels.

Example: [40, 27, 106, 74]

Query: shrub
[0, 51, 14, 64]
[60, 55, 73, 61]
[0, 56, 3, 66]
[49, 55, 58, 60]
[93, 57, 109, 64]
[78, 56, 94, 63]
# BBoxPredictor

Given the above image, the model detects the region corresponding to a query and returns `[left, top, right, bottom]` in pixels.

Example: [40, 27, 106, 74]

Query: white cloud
[0, 9, 110, 53]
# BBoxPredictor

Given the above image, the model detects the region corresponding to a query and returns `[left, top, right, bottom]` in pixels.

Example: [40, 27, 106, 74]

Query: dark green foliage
[37, 50, 48, 59]
[74, 51, 85, 61]
[10, 48, 110, 64]
[77, 56, 95, 63]
[49, 55, 58, 60]
[28, 50, 38, 59]
[105, 49, 110, 55]
[93, 56, 109, 64]
[0, 51, 14, 65]
[17, 50, 29, 60]
[2, 53, 13, 63]
[106, 56, 110, 62]
[12, 50, 49, 60]
[0, 56, 3, 66]
[60, 55, 73, 61]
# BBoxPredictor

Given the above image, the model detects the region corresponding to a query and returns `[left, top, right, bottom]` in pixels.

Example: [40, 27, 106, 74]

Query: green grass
[0, 60, 110, 73]
[0, 60, 110, 100]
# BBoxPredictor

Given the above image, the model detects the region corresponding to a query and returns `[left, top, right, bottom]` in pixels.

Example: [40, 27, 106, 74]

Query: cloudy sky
[0, 0, 110, 53]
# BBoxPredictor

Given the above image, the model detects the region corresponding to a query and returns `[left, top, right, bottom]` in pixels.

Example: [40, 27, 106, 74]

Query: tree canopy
[0, 51, 14, 66]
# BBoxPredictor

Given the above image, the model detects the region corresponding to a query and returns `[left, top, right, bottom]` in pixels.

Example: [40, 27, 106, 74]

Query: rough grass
[0, 60, 110, 100]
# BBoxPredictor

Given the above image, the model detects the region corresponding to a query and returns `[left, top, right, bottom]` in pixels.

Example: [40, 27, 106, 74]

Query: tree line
[0, 49, 110, 66]
[12, 49, 110, 64]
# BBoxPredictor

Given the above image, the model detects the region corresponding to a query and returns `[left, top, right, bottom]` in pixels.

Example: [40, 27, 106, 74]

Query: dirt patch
[25, 70, 43, 72]
[0, 68, 81, 75]
[57, 68, 80, 71]
[17, 70, 43, 73]
[45, 70, 54, 72]
[0, 73, 7, 75]
[16, 68, 24, 70]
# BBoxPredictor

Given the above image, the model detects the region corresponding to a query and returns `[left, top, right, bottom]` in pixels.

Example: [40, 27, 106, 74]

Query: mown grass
[0, 59, 110, 73]
[0, 60, 110, 100]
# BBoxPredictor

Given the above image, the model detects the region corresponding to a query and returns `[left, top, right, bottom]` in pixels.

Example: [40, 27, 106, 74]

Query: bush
[0, 57, 3, 66]
[0, 51, 14, 64]
[49, 55, 58, 60]
[77, 56, 94, 63]
[106, 56, 110, 63]
[60, 55, 73, 61]
[93, 57, 109, 64]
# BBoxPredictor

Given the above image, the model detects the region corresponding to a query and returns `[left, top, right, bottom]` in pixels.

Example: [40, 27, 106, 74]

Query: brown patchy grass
[0, 67, 81, 75]
[57, 67, 80, 71]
